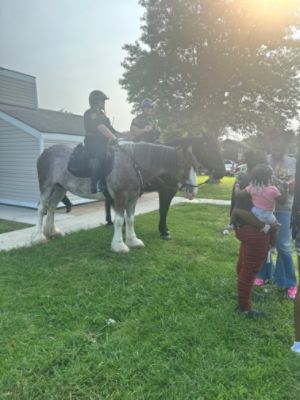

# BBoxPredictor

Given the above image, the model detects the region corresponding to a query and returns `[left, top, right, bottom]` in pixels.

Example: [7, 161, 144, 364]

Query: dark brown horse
[105, 134, 225, 239]
[33, 141, 199, 252]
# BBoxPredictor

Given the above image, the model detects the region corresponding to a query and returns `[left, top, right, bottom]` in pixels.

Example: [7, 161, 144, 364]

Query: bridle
[178, 178, 210, 193]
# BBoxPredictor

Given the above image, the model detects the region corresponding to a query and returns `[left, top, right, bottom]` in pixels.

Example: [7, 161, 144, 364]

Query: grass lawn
[197, 176, 234, 200]
[1, 204, 299, 399]
[0, 219, 32, 234]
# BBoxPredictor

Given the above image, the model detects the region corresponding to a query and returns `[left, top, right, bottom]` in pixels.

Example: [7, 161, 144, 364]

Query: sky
[0, 0, 143, 130]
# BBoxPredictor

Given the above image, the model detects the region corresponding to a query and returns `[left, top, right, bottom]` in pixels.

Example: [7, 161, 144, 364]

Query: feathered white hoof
[50, 227, 64, 239]
[126, 238, 145, 249]
[44, 226, 64, 239]
[32, 233, 48, 245]
[111, 241, 130, 253]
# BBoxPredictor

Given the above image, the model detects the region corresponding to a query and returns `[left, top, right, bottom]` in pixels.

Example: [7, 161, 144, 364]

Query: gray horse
[33, 141, 198, 253]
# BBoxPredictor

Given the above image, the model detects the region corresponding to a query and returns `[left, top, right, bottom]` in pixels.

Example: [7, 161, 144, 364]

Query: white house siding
[0, 68, 37, 108]
[0, 119, 40, 207]
[43, 136, 83, 150]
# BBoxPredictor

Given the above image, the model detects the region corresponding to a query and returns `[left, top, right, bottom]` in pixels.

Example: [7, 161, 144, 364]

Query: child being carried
[231, 163, 288, 247]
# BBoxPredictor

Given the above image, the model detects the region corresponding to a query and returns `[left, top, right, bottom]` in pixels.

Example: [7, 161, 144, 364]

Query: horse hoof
[160, 233, 171, 240]
[32, 233, 48, 245]
[126, 238, 145, 248]
[111, 242, 130, 253]
[50, 227, 64, 239]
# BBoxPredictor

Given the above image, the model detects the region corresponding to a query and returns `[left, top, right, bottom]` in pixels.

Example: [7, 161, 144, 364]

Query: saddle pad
[67, 143, 90, 178]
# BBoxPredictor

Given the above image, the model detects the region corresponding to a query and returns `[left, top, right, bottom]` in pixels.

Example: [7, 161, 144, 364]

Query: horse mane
[120, 142, 179, 173]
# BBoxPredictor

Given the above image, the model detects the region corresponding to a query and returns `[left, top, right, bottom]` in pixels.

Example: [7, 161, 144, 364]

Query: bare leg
[231, 208, 265, 230]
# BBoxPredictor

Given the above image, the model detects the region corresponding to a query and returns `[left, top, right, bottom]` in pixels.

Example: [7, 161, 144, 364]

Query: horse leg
[111, 207, 129, 253]
[158, 187, 176, 240]
[105, 198, 113, 225]
[125, 199, 145, 249]
[32, 188, 53, 244]
[43, 185, 66, 239]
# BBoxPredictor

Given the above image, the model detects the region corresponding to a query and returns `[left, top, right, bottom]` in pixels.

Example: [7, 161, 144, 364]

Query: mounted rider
[130, 98, 161, 143]
[84, 90, 118, 193]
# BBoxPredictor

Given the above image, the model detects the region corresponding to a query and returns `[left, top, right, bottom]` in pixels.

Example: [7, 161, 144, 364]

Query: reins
[178, 178, 210, 192]
[114, 144, 144, 194]
[113, 143, 210, 194]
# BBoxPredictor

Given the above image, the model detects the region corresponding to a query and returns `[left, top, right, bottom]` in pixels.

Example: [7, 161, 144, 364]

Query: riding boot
[62, 195, 72, 213]
[89, 158, 100, 193]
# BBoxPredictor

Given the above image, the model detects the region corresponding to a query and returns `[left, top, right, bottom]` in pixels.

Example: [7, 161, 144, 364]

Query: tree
[120, 0, 300, 140]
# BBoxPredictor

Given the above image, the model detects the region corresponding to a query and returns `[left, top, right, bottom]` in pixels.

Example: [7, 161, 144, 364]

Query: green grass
[0, 204, 299, 399]
[0, 219, 32, 234]
[197, 176, 234, 200]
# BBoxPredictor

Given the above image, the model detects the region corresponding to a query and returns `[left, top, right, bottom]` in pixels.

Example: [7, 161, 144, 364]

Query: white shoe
[223, 224, 233, 235]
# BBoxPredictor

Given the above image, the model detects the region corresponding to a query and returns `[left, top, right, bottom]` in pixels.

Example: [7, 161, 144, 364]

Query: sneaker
[236, 307, 267, 318]
[287, 286, 297, 300]
[254, 278, 265, 286]
[223, 224, 234, 235]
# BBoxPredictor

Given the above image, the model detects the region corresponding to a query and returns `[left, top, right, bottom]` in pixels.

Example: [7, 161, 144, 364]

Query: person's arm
[130, 123, 153, 138]
[97, 124, 117, 142]
[234, 185, 251, 199]
[275, 182, 288, 204]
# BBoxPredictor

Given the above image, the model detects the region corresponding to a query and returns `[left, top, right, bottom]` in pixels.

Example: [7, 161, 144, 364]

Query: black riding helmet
[89, 90, 109, 107]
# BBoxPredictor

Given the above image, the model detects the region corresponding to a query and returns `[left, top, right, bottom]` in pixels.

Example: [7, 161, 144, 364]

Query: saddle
[67, 143, 115, 179]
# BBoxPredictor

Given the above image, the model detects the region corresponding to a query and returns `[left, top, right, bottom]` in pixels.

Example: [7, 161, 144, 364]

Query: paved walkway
[0, 195, 230, 252]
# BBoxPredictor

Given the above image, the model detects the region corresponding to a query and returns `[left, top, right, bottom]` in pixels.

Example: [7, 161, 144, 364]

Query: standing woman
[231, 150, 270, 317]
[291, 143, 300, 353]
[256, 132, 297, 299]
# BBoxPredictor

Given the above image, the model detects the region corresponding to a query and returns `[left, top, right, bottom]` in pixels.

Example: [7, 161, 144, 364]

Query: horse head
[184, 134, 225, 180]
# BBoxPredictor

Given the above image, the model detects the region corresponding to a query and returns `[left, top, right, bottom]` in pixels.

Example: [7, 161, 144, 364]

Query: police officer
[84, 90, 118, 193]
[130, 98, 161, 143]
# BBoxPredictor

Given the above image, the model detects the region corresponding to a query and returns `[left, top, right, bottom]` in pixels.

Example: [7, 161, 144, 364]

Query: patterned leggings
[236, 225, 270, 311]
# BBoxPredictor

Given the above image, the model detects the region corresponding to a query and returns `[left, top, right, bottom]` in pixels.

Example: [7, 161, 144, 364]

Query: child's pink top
[245, 184, 281, 211]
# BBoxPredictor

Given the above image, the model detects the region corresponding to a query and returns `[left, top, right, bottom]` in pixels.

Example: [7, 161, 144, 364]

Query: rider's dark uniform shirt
[130, 113, 160, 143]
[84, 108, 116, 157]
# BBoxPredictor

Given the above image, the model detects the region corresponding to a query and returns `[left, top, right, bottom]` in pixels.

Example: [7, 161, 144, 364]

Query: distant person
[84, 90, 118, 193]
[130, 98, 161, 143]
[255, 132, 297, 300]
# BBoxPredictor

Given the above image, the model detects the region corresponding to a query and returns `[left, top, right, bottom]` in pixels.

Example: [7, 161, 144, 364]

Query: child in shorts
[231, 164, 287, 247]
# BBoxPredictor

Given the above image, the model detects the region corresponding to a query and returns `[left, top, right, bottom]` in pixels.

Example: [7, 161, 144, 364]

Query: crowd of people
[229, 134, 300, 354]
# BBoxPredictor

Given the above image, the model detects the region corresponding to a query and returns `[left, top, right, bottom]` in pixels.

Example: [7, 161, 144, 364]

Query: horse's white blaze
[111, 212, 130, 253]
[185, 167, 198, 200]
[190, 167, 198, 197]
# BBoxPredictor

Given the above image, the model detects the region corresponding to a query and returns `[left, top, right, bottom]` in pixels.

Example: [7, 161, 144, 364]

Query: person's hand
[110, 137, 118, 146]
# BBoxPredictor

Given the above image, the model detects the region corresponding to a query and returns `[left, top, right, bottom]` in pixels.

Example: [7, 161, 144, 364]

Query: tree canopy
[120, 0, 300, 140]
